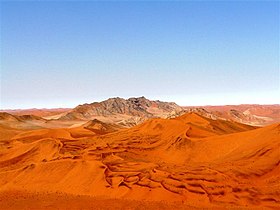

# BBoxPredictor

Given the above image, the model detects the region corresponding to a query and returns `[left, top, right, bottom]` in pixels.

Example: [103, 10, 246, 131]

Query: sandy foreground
[0, 113, 279, 209]
[0, 190, 266, 210]
[0, 190, 192, 210]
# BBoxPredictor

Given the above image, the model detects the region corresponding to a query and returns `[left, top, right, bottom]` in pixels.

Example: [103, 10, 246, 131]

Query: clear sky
[1, 1, 279, 109]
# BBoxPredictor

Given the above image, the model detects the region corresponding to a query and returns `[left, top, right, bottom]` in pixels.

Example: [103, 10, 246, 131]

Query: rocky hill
[186, 104, 280, 126]
[59, 97, 184, 126]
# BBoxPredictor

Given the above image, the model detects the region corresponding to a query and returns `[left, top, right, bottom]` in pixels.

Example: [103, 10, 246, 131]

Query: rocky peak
[59, 97, 184, 122]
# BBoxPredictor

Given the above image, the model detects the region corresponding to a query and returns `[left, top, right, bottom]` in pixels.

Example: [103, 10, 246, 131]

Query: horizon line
[1, 100, 279, 111]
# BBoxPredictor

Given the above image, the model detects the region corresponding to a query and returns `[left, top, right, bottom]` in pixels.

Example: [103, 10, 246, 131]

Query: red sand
[0, 112, 279, 209]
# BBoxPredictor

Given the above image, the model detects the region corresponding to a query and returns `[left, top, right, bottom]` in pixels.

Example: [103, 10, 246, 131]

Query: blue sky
[1, 1, 279, 109]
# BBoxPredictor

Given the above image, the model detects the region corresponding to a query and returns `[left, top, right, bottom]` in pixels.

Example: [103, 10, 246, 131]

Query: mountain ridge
[59, 97, 184, 126]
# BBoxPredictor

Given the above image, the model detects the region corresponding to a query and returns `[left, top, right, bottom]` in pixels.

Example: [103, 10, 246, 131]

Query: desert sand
[0, 109, 279, 209]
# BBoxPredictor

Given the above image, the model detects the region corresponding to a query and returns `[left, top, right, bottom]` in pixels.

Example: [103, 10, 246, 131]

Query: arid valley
[0, 97, 279, 209]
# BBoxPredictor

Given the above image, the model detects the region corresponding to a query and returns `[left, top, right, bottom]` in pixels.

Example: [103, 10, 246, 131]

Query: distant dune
[0, 99, 279, 209]
[1, 108, 71, 117]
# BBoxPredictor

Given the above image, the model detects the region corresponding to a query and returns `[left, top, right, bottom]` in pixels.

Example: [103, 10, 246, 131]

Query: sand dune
[1, 108, 71, 118]
[0, 112, 279, 209]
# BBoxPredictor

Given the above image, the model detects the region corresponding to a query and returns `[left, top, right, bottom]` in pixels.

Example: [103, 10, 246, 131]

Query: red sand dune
[0, 112, 279, 209]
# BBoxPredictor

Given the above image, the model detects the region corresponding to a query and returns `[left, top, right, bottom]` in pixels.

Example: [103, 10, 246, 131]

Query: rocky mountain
[186, 104, 280, 126]
[59, 97, 184, 126]
[167, 107, 223, 120]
